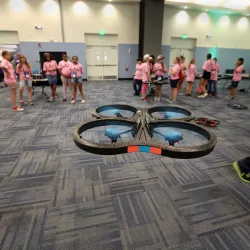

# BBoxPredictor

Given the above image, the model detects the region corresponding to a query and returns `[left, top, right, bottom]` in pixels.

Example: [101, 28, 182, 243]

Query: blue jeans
[133, 79, 142, 94]
[208, 80, 217, 94]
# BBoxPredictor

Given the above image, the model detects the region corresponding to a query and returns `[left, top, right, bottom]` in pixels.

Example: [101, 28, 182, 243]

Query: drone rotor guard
[73, 105, 217, 159]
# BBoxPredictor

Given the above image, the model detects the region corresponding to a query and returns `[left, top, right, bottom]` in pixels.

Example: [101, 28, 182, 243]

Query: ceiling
[165, 0, 250, 14]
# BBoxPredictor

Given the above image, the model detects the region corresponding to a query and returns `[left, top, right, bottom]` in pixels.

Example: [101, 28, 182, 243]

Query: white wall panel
[163, 6, 250, 49]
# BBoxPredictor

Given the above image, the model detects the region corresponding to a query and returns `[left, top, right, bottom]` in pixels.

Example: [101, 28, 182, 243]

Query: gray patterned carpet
[0, 80, 250, 250]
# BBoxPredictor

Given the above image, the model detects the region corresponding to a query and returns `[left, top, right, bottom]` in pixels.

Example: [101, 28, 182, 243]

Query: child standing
[149, 55, 155, 74]
[43, 53, 58, 102]
[208, 58, 220, 97]
[141, 54, 151, 100]
[16, 55, 33, 106]
[168, 57, 181, 104]
[0, 51, 23, 111]
[185, 58, 197, 96]
[58, 53, 72, 102]
[133, 58, 143, 95]
[177, 56, 187, 95]
[228, 58, 244, 99]
[70, 56, 85, 104]
[198, 53, 213, 98]
[153, 55, 167, 101]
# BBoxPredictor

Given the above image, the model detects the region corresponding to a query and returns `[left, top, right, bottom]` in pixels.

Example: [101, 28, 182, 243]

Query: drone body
[74, 105, 217, 159]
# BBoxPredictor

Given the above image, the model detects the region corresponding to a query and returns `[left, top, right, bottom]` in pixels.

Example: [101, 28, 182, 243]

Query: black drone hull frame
[73, 105, 217, 159]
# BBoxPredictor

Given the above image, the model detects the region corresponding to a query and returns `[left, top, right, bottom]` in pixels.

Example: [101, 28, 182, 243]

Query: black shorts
[231, 81, 240, 88]
[170, 79, 179, 88]
[202, 71, 211, 80]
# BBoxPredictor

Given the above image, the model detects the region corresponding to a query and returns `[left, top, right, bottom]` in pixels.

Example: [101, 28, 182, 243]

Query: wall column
[139, 0, 165, 57]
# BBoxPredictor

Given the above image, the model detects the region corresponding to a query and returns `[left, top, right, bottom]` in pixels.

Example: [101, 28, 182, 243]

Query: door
[102, 45, 118, 80]
[85, 34, 118, 80]
[86, 45, 103, 80]
[40, 51, 66, 85]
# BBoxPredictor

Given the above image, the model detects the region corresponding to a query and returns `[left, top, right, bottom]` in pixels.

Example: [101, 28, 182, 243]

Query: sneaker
[81, 100, 85, 104]
[227, 96, 234, 100]
[178, 93, 183, 96]
[48, 97, 53, 102]
[157, 97, 161, 101]
[202, 93, 208, 98]
[54, 96, 58, 101]
[154, 97, 158, 101]
[13, 106, 24, 112]
[29, 101, 33, 106]
[198, 95, 203, 98]
[20, 101, 24, 107]
[71, 100, 76, 104]
[167, 98, 173, 103]
[233, 162, 250, 183]
[63, 98, 67, 102]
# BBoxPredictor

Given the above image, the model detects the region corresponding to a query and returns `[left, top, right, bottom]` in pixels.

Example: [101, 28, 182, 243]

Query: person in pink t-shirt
[177, 56, 187, 95]
[0, 51, 23, 111]
[208, 58, 220, 97]
[198, 53, 214, 99]
[185, 58, 197, 96]
[43, 53, 58, 102]
[141, 54, 151, 100]
[16, 55, 33, 106]
[153, 55, 167, 101]
[58, 53, 73, 102]
[167, 57, 181, 104]
[70, 56, 85, 104]
[133, 58, 143, 95]
[228, 58, 244, 99]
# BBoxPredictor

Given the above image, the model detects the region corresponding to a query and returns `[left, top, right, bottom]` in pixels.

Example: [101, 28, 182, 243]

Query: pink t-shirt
[134, 63, 143, 80]
[0, 58, 16, 83]
[58, 60, 72, 77]
[43, 60, 57, 75]
[186, 64, 197, 83]
[210, 63, 220, 81]
[70, 63, 83, 78]
[142, 62, 150, 83]
[233, 65, 244, 81]
[170, 64, 181, 80]
[153, 62, 167, 77]
[202, 60, 213, 72]
[16, 64, 33, 81]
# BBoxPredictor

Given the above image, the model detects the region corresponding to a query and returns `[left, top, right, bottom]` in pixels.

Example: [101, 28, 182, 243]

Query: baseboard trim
[118, 78, 133, 80]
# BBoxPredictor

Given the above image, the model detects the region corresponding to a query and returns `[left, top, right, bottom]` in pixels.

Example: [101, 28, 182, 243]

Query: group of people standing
[0, 51, 85, 112]
[133, 52, 245, 103]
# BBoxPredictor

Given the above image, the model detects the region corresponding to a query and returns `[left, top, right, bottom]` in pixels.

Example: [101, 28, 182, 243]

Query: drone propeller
[104, 126, 135, 143]
[153, 130, 183, 146]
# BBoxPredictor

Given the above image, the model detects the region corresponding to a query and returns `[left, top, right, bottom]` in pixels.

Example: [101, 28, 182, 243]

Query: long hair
[176, 57, 181, 65]
[188, 58, 195, 69]
[18, 55, 31, 69]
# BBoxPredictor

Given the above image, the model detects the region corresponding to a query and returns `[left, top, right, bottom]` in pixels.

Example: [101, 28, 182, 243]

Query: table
[32, 74, 49, 98]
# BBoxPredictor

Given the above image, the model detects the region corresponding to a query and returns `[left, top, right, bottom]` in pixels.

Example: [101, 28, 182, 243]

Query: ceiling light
[109, 0, 112, 2]
[184, 6, 188, 9]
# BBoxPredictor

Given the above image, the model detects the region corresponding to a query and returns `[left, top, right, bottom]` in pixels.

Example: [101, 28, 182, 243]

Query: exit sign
[99, 29, 105, 36]
[182, 34, 188, 39]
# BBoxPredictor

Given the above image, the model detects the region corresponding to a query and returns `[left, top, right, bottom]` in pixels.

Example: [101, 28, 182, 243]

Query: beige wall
[0, 0, 139, 44]
[163, 6, 250, 48]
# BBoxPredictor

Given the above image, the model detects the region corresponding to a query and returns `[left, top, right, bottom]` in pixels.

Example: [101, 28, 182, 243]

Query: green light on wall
[99, 29, 105, 36]
[182, 34, 188, 39]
